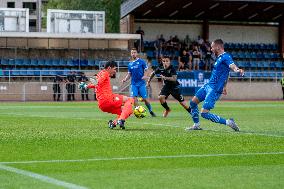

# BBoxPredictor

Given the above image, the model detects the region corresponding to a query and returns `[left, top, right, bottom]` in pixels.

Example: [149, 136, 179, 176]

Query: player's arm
[146, 71, 156, 86]
[161, 74, 177, 82]
[122, 72, 131, 83]
[230, 63, 244, 76]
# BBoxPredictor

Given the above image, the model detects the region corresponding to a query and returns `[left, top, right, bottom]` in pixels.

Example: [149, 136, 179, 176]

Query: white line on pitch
[1, 152, 283, 165]
[0, 164, 88, 189]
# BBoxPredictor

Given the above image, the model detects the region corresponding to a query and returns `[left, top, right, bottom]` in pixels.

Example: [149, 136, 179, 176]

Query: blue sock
[190, 100, 199, 124]
[201, 112, 226, 125]
[145, 102, 152, 112]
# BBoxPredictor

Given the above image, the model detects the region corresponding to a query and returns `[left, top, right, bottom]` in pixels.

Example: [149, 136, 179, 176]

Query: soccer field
[0, 101, 283, 189]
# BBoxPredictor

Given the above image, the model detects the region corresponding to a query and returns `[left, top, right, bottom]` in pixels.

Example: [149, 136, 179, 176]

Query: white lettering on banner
[178, 79, 209, 87]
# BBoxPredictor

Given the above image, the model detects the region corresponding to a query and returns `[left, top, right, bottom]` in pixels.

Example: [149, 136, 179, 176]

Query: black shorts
[159, 85, 184, 102]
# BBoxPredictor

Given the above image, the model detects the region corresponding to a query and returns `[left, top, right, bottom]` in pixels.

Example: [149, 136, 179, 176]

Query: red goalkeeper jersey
[95, 69, 113, 102]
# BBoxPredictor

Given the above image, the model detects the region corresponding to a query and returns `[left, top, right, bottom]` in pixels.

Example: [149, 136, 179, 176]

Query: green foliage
[43, 0, 122, 33]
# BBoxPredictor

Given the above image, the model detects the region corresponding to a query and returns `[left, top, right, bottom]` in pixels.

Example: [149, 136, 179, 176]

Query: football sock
[190, 100, 199, 124]
[119, 98, 134, 120]
[201, 112, 226, 125]
[161, 102, 170, 111]
[145, 102, 153, 112]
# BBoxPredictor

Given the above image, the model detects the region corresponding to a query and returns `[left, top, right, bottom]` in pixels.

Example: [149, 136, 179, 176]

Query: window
[23, 2, 37, 14]
[7, 2, 15, 8]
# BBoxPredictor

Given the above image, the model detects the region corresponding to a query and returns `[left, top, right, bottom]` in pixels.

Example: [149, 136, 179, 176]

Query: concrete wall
[0, 80, 282, 101]
[135, 22, 278, 44]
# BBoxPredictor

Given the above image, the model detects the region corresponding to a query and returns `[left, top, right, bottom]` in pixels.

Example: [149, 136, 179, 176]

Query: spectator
[197, 35, 204, 46]
[52, 75, 63, 101]
[183, 35, 192, 50]
[154, 35, 163, 59]
[66, 71, 76, 101]
[172, 35, 180, 50]
[78, 72, 89, 101]
[178, 49, 191, 71]
[204, 46, 214, 71]
[135, 26, 145, 52]
[191, 45, 201, 70]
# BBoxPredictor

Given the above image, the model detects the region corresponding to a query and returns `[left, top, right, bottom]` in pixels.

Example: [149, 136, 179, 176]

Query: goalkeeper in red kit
[83, 61, 134, 129]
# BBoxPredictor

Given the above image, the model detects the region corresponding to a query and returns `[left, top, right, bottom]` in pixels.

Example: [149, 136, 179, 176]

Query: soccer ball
[133, 106, 147, 119]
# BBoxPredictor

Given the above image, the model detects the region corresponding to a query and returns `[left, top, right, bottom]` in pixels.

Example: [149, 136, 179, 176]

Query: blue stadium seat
[8, 59, 15, 66]
[1, 59, 9, 66]
[26, 68, 34, 76]
[52, 59, 60, 67]
[30, 59, 38, 66]
[79, 59, 88, 67]
[151, 59, 159, 68]
[19, 68, 27, 76]
[15, 59, 23, 66]
[24, 59, 31, 66]
[87, 59, 95, 67]
[38, 59, 45, 66]
[45, 59, 53, 67]
[59, 59, 67, 67]
[66, 59, 73, 67]
[34, 68, 40, 76]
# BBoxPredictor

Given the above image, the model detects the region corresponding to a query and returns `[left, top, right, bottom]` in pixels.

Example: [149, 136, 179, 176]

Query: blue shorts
[130, 84, 148, 99]
[195, 84, 221, 110]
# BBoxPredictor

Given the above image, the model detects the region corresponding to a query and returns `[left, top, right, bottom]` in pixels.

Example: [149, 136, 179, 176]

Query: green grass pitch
[0, 101, 284, 189]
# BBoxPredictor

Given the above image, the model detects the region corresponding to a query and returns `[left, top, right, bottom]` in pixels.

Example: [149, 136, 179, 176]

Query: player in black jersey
[147, 55, 191, 117]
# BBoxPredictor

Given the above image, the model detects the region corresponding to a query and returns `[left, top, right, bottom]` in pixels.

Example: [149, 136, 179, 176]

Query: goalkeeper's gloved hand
[78, 82, 87, 90]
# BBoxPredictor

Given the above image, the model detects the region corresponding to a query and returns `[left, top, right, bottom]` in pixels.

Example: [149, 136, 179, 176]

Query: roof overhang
[121, 0, 284, 23]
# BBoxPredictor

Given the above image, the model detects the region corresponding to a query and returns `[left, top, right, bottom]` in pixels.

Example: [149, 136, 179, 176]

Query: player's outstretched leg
[185, 100, 202, 131]
[200, 112, 240, 132]
[117, 97, 134, 129]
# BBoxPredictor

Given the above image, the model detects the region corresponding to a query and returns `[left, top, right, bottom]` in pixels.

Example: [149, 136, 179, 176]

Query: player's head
[162, 55, 171, 69]
[211, 39, 224, 56]
[198, 72, 204, 81]
[104, 60, 117, 78]
[130, 48, 138, 60]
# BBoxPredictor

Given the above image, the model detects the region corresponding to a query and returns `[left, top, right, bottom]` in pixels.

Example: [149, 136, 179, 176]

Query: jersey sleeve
[142, 59, 148, 70]
[225, 54, 235, 67]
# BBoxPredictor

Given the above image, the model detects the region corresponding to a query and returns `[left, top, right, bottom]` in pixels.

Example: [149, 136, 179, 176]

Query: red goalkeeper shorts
[98, 94, 123, 115]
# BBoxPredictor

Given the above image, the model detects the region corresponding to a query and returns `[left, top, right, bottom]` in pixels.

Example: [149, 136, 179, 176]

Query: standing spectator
[66, 71, 76, 101]
[204, 46, 214, 71]
[52, 75, 63, 101]
[135, 26, 145, 52]
[183, 35, 192, 50]
[78, 72, 89, 101]
[197, 35, 204, 46]
[192, 45, 201, 70]
[281, 75, 284, 100]
[178, 49, 191, 71]
[154, 35, 163, 59]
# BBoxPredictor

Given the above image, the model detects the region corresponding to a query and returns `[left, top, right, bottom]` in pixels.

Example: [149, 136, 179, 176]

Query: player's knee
[190, 100, 197, 108]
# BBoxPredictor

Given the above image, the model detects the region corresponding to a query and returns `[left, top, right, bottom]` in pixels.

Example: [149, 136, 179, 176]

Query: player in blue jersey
[122, 48, 156, 117]
[186, 39, 244, 131]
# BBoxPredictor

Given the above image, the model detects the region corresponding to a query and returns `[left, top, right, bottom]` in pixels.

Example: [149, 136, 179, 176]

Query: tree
[44, 0, 122, 33]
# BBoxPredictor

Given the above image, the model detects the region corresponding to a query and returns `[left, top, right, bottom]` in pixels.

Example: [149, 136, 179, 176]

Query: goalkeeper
[80, 61, 134, 129]
[147, 55, 191, 117]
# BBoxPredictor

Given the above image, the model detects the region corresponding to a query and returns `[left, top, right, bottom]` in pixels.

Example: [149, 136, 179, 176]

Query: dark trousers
[53, 84, 61, 101]
[66, 83, 76, 101]
[81, 89, 89, 100]
[282, 87, 284, 99]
